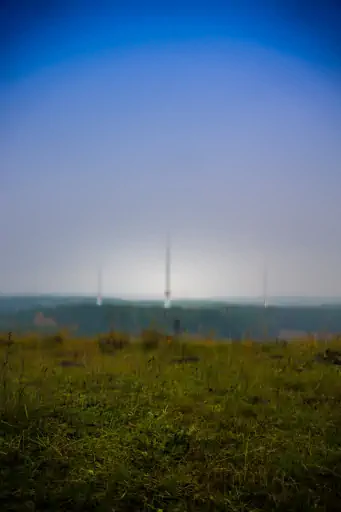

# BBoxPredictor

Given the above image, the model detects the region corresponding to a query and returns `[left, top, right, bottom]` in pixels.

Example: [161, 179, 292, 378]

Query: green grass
[1, 335, 341, 511]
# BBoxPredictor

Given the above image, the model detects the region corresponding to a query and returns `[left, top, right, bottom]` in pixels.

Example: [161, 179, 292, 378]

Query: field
[1, 333, 341, 511]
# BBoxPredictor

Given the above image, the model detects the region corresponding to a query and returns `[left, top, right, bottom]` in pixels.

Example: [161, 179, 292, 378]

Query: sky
[1, 0, 341, 299]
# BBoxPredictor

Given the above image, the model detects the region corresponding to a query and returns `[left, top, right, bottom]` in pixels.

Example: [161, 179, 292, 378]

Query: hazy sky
[1, 1, 341, 298]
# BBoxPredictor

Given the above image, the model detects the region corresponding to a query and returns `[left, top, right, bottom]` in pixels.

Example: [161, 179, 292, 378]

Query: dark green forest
[1, 301, 341, 340]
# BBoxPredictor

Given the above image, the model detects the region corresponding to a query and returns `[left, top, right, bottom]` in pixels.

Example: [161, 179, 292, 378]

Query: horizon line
[1, 292, 341, 301]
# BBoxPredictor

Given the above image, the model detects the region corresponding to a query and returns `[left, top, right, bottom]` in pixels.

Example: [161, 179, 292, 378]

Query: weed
[140, 328, 165, 351]
[98, 331, 131, 353]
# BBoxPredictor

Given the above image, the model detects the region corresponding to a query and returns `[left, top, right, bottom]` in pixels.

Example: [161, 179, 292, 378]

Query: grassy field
[1, 333, 341, 511]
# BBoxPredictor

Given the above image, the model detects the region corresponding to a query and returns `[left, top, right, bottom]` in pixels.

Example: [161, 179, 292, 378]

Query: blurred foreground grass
[1, 333, 341, 511]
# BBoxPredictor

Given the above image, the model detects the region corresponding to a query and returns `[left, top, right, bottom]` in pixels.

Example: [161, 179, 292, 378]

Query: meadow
[1, 332, 341, 511]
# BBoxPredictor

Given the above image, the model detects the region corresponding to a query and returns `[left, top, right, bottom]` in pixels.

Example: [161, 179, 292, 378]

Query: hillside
[1, 334, 341, 511]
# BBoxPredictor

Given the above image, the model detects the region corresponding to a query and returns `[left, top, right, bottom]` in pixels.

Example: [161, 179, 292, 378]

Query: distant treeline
[1, 303, 341, 340]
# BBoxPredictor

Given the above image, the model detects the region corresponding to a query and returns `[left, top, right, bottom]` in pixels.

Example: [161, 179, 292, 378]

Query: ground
[1, 334, 341, 511]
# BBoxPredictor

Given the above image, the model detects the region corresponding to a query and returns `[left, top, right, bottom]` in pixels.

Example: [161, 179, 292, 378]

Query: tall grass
[1, 334, 341, 511]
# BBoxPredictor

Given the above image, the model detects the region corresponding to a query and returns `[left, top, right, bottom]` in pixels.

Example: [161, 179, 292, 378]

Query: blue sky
[1, 1, 341, 298]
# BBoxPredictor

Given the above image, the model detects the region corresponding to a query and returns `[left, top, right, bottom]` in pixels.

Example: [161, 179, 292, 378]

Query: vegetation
[1, 332, 341, 511]
[140, 328, 166, 351]
[2, 301, 341, 340]
[98, 331, 131, 353]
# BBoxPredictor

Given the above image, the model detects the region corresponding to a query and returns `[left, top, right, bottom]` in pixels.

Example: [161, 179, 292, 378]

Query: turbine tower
[96, 267, 102, 306]
[263, 262, 268, 309]
[164, 233, 171, 309]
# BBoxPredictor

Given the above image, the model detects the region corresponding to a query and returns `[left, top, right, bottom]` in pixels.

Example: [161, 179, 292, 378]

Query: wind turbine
[96, 266, 103, 306]
[263, 262, 268, 309]
[164, 233, 171, 309]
